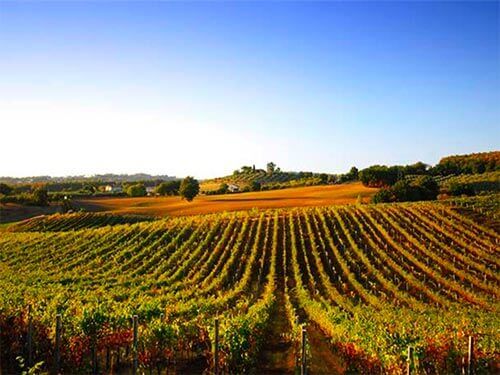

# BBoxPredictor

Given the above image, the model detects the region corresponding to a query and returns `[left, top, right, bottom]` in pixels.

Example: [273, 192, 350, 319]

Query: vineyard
[0, 200, 498, 374]
[4, 212, 155, 233]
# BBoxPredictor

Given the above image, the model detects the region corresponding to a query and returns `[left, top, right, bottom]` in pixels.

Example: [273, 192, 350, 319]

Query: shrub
[127, 184, 146, 197]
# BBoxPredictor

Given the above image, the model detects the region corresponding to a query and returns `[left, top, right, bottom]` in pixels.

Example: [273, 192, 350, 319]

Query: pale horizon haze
[0, 2, 498, 179]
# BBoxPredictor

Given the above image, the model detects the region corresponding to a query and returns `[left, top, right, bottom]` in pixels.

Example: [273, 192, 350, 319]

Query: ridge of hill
[201, 169, 335, 192]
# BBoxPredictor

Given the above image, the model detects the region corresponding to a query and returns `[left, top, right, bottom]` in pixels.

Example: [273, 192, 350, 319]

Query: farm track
[0, 201, 499, 374]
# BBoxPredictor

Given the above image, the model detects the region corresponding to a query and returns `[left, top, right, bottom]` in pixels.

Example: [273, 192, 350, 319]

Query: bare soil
[74, 183, 378, 218]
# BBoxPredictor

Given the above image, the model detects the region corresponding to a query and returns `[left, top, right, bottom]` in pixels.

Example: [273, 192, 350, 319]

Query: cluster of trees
[0, 183, 49, 206]
[372, 176, 439, 203]
[155, 180, 181, 196]
[360, 152, 498, 189]
[126, 178, 200, 202]
[126, 184, 147, 197]
[234, 165, 258, 175]
[359, 152, 499, 202]
[233, 162, 282, 176]
[206, 180, 262, 195]
[337, 166, 359, 184]
[359, 162, 428, 187]
[0, 183, 13, 196]
[434, 151, 499, 175]
[0, 174, 176, 186]
[1, 177, 201, 206]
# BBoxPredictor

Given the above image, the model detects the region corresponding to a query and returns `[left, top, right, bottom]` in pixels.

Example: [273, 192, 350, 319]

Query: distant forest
[0, 173, 176, 185]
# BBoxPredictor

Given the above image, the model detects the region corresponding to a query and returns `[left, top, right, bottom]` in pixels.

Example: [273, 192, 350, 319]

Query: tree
[411, 175, 439, 200]
[156, 180, 181, 196]
[348, 167, 359, 180]
[179, 176, 199, 202]
[359, 165, 399, 187]
[392, 180, 418, 202]
[327, 175, 337, 184]
[319, 173, 328, 184]
[250, 180, 261, 192]
[372, 188, 393, 203]
[267, 162, 276, 174]
[0, 183, 13, 195]
[219, 183, 229, 194]
[404, 162, 428, 175]
[448, 182, 474, 197]
[32, 187, 49, 206]
[127, 183, 146, 197]
[372, 176, 439, 204]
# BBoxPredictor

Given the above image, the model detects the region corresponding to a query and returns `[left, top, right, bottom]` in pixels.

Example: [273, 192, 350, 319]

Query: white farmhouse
[104, 185, 123, 193]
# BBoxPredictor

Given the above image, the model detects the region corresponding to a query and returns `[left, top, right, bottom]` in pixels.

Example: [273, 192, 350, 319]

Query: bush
[155, 180, 181, 196]
[0, 183, 13, 195]
[32, 188, 49, 206]
[448, 182, 475, 197]
[412, 175, 439, 200]
[372, 176, 439, 203]
[0, 188, 49, 206]
[250, 181, 261, 192]
[219, 183, 229, 194]
[127, 184, 146, 197]
[372, 188, 393, 203]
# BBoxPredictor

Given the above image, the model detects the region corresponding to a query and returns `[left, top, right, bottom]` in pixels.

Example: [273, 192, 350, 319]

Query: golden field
[75, 182, 378, 217]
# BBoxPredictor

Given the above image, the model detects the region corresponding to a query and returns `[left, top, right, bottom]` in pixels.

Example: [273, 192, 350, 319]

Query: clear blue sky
[0, 1, 498, 178]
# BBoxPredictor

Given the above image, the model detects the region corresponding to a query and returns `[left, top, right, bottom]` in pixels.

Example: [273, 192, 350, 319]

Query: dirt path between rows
[306, 322, 346, 374]
[258, 218, 297, 374]
[257, 296, 297, 374]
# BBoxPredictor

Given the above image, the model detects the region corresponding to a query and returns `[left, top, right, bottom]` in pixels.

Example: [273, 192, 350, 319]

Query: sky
[0, 1, 498, 179]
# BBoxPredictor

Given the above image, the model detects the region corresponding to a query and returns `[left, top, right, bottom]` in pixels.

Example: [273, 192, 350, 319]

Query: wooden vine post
[468, 336, 474, 375]
[54, 314, 62, 374]
[301, 326, 307, 375]
[406, 346, 413, 375]
[214, 318, 219, 375]
[27, 305, 33, 369]
[133, 315, 138, 375]
[0, 323, 2, 375]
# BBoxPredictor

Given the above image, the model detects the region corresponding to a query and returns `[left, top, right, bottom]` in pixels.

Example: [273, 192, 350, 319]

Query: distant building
[228, 184, 239, 193]
[104, 185, 123, 193]
[146, 186, 156, 196]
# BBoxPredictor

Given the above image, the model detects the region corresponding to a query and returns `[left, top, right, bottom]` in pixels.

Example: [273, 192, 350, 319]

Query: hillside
[201, 168, 335, 192]
[436, 151, 499, 175]
[0, 199, 498, 373]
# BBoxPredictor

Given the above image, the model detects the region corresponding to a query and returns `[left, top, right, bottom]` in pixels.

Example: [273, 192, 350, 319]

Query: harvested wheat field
[74, 182, 378, 217]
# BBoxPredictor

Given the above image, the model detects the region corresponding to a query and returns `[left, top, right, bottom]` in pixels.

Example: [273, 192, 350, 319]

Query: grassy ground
[74, 182, 378, 217]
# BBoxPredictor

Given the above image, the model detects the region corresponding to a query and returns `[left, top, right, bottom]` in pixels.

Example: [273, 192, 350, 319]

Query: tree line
[359, 151, 499, 203]
[127, 177, 200, 202]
